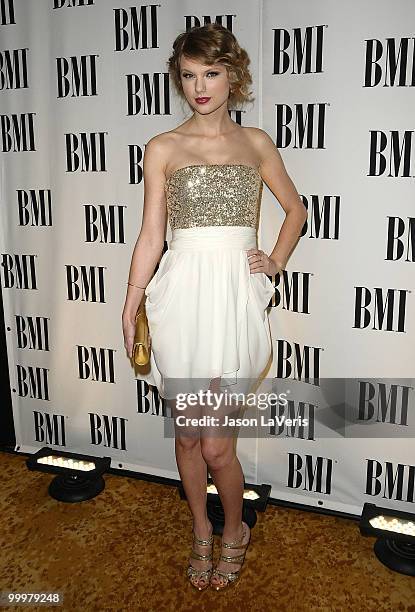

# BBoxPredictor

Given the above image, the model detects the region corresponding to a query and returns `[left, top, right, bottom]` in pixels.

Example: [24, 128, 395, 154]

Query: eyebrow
[180, 67, 219, 73]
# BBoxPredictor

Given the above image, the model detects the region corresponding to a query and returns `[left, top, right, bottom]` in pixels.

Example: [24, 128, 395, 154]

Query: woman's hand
[122, 314, 152, 361]
[122, 316, 136, 359]
[246, 248, 283, 276]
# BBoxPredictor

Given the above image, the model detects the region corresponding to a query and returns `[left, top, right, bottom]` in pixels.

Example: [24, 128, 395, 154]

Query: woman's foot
[210, 521, 251, 589]
[187, 520, 214, 590]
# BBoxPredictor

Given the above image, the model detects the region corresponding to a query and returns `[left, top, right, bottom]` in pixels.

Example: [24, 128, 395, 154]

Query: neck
[187, 104, 236, 137]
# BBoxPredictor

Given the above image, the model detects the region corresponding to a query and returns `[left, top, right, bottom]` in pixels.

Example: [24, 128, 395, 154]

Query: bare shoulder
[243, 126, 275, 151]
[145, 131, 175, 156]
[243, 127, 284, 169]
[144, 131, 177, 177]
[242, 128, 306, 218]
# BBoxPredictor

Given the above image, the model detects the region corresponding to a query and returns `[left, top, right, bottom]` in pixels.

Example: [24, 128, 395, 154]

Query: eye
[182, 71, 219, 79]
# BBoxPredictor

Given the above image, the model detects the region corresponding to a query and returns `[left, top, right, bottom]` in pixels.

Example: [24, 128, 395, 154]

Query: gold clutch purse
[132, 299, 151, 366]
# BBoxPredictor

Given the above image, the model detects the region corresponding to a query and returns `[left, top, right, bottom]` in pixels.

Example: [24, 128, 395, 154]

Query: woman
[122, 24, 307, 591]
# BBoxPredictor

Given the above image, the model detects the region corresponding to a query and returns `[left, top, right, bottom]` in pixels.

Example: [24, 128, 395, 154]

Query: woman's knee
[175, 433, 201, 453]
[200, 439, 234, 469]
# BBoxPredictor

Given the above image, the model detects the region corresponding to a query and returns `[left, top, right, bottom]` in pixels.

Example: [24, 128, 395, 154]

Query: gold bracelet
[127, 282, 146, 290]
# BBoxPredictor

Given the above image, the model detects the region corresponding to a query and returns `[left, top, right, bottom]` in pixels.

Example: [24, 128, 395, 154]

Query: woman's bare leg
[200, 377, 251, 587]
[171, 398, 212, 588]
[174, 434, 210, 533]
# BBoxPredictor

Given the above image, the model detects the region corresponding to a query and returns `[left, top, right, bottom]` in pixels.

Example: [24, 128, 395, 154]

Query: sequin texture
[164, 164, 263, 230]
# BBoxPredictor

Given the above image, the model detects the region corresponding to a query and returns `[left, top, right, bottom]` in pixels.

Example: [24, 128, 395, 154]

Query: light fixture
[360, 503, 415, 576]
[206, 483, 261, 501]
[26, 447, 111, 502]
[179, 477, 271, 535]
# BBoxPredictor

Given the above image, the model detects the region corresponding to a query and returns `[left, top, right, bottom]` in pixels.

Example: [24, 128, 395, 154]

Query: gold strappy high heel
[187, 528, 214, 591]
[210, 522, 251, 590]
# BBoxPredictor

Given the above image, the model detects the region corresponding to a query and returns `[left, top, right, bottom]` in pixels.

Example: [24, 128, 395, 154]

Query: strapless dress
[139, 164, 275, 400]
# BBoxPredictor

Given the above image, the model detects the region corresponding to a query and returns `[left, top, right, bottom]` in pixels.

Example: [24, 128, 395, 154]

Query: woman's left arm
[252, 128, 308, 272]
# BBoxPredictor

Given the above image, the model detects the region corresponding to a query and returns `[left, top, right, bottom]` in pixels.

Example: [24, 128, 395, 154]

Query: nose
[195, 78, 207, 95]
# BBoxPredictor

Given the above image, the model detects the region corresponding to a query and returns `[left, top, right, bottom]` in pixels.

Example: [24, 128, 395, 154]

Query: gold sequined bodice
[164, 164, 263, 230]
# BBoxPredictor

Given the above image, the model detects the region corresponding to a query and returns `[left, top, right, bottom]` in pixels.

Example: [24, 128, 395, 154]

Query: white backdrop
[1, 0, 414, 517]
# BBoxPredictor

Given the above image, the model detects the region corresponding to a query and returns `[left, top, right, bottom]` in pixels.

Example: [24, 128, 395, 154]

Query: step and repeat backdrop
[1, 0, 414, 517]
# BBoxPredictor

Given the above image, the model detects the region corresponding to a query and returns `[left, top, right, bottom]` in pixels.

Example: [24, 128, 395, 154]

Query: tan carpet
[0, 452, 414, 612]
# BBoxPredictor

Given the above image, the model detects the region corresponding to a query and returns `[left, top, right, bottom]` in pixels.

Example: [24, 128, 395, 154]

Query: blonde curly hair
[167, 23, 254, 109]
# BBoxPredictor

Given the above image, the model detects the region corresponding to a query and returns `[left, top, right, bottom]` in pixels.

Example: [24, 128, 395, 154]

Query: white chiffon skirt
[140, 225, 275, 400]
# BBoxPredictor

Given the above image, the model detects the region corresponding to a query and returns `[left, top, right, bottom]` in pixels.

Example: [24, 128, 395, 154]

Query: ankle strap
[222, 525, 246, 549]
[193, 533, 213, 546]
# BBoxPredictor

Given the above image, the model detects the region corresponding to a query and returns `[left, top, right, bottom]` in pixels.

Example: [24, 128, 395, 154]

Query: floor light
[360, 502, 415, 576]
[26, 447, 111, 502]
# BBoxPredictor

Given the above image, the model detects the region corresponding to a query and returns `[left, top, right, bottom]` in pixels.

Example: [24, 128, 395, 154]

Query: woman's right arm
[122, 135, 168, 358]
